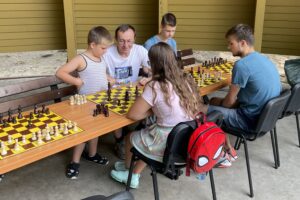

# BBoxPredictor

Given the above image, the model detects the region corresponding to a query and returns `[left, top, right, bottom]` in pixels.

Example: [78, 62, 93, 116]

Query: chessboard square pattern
[87, 86, 142, 115]
[0, 111, 83, 160]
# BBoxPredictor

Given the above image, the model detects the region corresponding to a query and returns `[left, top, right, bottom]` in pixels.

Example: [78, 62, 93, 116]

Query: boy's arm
[55, 55, 85, 87]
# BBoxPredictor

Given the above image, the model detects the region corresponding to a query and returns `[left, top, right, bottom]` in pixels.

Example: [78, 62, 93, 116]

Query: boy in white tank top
[56, 26, 113, 179]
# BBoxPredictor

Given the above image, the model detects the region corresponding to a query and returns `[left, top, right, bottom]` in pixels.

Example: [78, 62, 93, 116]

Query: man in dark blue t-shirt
[208, 24, 281, 167]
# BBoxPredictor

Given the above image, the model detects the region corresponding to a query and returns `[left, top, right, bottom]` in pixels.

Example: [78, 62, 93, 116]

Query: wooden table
[0, 100, 135, 174]
[0, 78, 231, 174]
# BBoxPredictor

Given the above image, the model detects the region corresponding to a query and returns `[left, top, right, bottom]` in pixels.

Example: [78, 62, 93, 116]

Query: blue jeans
[208, 105, 251, 131]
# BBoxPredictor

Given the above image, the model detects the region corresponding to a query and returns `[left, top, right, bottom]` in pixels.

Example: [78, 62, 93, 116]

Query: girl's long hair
[147, 42, 204, 117]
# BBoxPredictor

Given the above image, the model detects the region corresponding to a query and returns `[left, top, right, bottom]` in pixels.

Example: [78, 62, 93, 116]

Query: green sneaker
[114, 161, 127, 171]
[110, 170, 140, 189]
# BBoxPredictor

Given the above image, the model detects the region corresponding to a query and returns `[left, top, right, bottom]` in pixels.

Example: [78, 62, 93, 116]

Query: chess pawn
[14, 139, 20, 151]
[54, 126, 59, 137]
[67, 120, 73, 129]
[50, 126, 54, 135]
[42, 129, 47, 138]
[1, 142, 7, 156]
[69, 96, 75, 105]
[22, 135, 26, 144]
[7, 135, 13, 144]
[73, 122, 78, 132]
[129, 81, 133, 88]
[83, 95, 87, 103]
[59, 123, 64, 131]
[32, 132, 37, 141]
[45, 131, 51, 141]
[37, 133, 43, 145]
[63, 125, 69, 135]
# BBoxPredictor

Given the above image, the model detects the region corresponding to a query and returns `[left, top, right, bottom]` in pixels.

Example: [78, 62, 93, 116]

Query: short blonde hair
[87, 26, 113, 46]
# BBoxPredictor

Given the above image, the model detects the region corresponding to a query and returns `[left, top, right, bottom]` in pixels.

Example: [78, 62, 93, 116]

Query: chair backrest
[163, 120, 197, 165]
[163, 111, 223, 166]
[255, 89, 291, 136]
[177, 48, 196, 69]
[283, 83, 300, 115]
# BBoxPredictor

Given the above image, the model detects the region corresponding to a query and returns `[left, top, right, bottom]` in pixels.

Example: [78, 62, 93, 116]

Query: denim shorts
[208, 105, 251, 131]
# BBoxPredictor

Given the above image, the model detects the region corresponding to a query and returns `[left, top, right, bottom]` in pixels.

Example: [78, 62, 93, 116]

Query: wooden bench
[0, 76, 77, 114]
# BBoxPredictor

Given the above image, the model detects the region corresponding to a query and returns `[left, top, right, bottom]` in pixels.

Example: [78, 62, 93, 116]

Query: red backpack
[186, 113, 225, 176]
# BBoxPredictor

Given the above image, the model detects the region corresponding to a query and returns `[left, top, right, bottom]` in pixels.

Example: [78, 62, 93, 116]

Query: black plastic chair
[222, 89, 291, 198]
[82, 191, 134, 200]
[277, 83, 300, 148]
[126, 111, 224, 200]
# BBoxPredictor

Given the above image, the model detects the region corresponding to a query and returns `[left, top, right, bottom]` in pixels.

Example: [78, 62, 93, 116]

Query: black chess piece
[124, 90, 130, 101]
[107, 94, 111, 101]
[96, 104, 102, 114]
[45, 108, 50, 114]
[190, 67, 193, 75]
[29, 112, 34, 120]
[93, 109, 98, 117]
[42, 105, 46, 113]
[37, 110, 43, 118]
[108, 82, 111, 90]
[7, 109, 12, 123]
[0, 113, 3, 124]
[12, 116, 17, 124]
[27, 119, 33, 128]
[104, 106, 109, 117]
[34, 104, 38, 114]
[117, 99, 121, 106]
[2, 119, 8, 127]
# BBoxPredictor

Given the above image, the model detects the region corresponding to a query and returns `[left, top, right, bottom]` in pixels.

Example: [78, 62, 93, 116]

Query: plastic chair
[82, 191, 134, 200]
[277, 83, 300, 148]
[222, 89, 291, 198]
[126, 111, 224, 200]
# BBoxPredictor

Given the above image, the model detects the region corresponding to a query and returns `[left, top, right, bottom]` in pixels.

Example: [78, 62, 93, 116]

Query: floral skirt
[130, 123, 173, 162]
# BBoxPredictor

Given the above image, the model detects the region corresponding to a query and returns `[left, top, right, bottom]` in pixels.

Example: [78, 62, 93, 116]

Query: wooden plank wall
[262, 0, 300, 55]
[73, 0, 158, 49]
[168, 0, 256, 51]
[0, 0, 66, 53]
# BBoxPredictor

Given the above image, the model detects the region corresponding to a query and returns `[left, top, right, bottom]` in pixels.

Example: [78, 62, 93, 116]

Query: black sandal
[66, 163, 80, 179]
[82, 152, 109, 165]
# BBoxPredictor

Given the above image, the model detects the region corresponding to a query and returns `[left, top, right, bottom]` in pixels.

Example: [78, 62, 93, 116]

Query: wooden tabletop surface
[0, 78, 231, 174]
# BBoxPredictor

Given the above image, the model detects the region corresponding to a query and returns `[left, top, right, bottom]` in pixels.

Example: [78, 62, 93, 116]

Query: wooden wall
[0, 0, 66, 53]
[73, 0, 158, 49]
[261, 0, 300, 55]
[168, 0, 256, 51]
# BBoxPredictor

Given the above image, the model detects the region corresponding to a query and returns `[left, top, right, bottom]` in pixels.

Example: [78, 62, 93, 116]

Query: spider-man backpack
[186, 112, 225, 176]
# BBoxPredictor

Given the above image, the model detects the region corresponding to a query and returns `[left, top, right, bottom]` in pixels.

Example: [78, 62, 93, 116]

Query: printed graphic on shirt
[115, 66, 133, 84]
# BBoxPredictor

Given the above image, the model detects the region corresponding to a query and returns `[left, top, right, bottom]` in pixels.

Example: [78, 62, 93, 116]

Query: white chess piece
[59, 123, 64, 131]
[7, 135, 13, 144]
[63, 125, 69, 135]
[14, 139, 20, 151]
[73, 122, 78, 132]
[32, 132, 37, 141]
[22, 135, 26, 144]
[1, 142, 7, 156]
[67, 121, 73, 129]
[45, 131, 51, 141]
[70, 96, 75, 105]
[37, 133, 43, 145]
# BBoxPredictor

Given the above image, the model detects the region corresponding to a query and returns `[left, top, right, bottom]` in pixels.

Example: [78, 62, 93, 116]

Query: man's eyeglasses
[117, 40, 134, 45]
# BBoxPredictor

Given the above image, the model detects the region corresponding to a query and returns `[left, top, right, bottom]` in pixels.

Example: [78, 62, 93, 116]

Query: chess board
[188, 71, 228, 88]
[87, 86, 142, 115]
[206, 62, 234, 74]
[0, 111, 83, 160]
